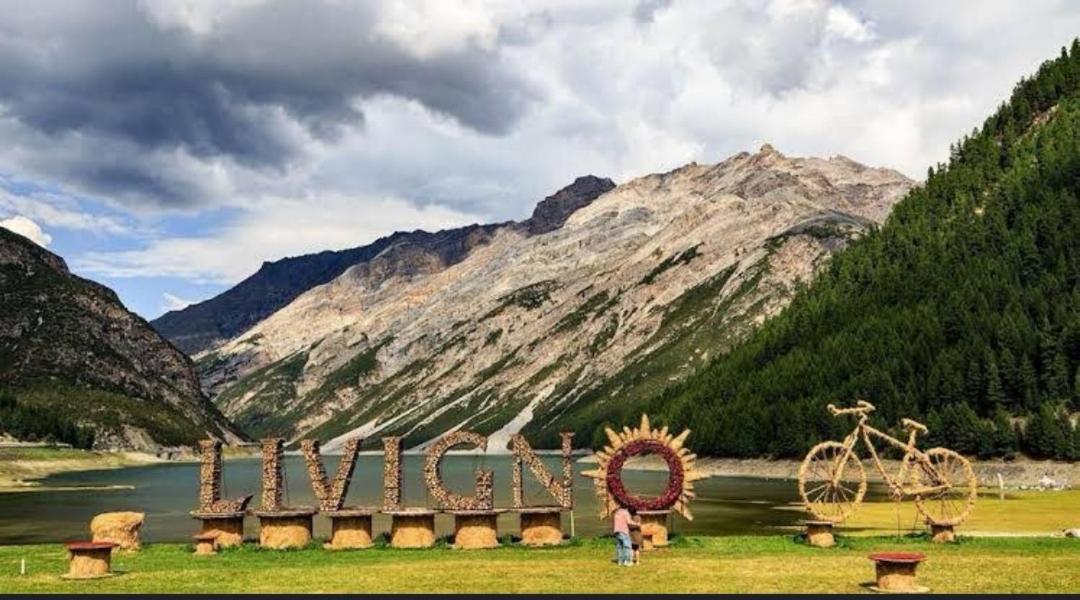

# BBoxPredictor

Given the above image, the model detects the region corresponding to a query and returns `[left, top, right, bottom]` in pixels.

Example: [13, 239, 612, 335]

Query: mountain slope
[152, 176, 615, 354]
[0, 228, 244, 450]
[198, 147, 911, 448]
[645, 40, 1080, 461]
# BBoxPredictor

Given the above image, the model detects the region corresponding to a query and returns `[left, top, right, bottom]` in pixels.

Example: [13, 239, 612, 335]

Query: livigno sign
[193, 414, 700, 544]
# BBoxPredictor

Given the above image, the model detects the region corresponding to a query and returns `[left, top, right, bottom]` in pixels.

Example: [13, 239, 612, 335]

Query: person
[629, 508, 643, 565]
[611, 504, 633, 566]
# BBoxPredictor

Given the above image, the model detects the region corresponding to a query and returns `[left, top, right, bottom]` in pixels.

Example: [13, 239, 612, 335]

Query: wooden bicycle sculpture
[797, 400, 978, 526]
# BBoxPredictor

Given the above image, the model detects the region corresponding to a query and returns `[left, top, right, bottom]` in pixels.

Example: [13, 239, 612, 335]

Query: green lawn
[0, 535, 1076, 594]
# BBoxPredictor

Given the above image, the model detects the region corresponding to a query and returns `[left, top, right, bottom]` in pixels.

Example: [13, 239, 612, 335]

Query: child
[629, 507, 643, 565]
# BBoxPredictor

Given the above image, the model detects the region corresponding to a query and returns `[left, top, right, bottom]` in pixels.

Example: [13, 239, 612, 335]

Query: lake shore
[0, 445, 265, 492]
[580, 455, 1080, 489]
[0, 448, 166, 492]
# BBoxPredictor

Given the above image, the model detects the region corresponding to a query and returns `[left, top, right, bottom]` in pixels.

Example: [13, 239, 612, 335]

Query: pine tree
[1020, 357, 1040, 410]
[991, 407, 1018, 457]
[986, 358, 1006, 412]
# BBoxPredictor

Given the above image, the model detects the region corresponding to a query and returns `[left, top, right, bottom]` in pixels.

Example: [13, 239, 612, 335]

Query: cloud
[3, 0, 1080, 317]
[162, 292, 195, 312]
[0, 0, 535, 209]
[0, 215, 52, 247]
[0, 185, 131, 235]
[76, 193, 483, 283]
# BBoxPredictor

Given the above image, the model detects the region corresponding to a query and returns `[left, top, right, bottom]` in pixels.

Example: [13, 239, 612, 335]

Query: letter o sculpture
[606, 438, 684, 511]
[582, 415, 703, 520]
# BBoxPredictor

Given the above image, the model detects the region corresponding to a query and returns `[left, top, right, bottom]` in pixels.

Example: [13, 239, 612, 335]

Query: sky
[0, 1, 1078, 319]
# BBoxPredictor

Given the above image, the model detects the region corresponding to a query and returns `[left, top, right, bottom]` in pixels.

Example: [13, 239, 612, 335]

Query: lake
[0, 455, 808, 544]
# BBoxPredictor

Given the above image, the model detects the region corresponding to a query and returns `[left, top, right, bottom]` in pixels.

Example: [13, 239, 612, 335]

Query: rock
[0, 227, 243, 450]
[522, 175, 616, 235]
[90, 512, 145, 551]
[198, 148, 913, 446]
[152, 177, 615, 355]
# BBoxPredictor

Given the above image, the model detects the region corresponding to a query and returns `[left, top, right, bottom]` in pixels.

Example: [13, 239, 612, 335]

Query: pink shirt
[613, 508, 631, 534]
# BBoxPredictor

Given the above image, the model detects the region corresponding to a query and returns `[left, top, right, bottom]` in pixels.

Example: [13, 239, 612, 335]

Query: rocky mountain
[0, 228, 243, 450]
[152, 176, 615, 355]
[196, 146, 912, 449]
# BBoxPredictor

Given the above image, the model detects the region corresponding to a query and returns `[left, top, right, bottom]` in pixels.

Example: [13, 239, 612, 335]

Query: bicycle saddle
[901, 418, 928, 433]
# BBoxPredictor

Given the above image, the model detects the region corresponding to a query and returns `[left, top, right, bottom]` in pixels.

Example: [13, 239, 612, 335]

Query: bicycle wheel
[914, 447, 978, 526]
[798, 441, 867, 523]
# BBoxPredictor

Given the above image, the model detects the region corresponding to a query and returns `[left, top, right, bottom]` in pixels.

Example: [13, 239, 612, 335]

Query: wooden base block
[453, 512, 499, 550]
[191, 513, 245, 548]
[520, 510, 564, 547]
[805, 520, 836, 548]
[639, 511, 670, 550]
[256, 513, 314, 550]
[325, 514, 374, 550]
[930, 523, 956, 543]
[388, 511, 436, 549]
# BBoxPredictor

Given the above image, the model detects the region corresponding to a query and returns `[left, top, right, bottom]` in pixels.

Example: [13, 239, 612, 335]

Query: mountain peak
[757, 143, 782, 157]
[522, 175, 616, 235]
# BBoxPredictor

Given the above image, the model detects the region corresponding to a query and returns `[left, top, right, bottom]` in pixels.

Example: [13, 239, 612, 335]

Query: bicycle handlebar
[827, 400, 876, 416]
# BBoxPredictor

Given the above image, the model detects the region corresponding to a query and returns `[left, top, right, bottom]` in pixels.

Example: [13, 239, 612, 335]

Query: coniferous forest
[0, 390, 95, 449]
[616, 41, 1080, 461]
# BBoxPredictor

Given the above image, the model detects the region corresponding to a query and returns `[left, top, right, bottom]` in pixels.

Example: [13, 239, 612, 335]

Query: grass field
[823, 488, 1080, 536]
[0, 535, 1077, 594]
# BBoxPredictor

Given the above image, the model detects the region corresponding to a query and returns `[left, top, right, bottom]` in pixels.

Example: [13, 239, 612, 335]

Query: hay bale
[639, 511, 670, 547]
[258, 515, 313, 549]
[90, 512, 144, 551]
[389, 512, 436, 548]
[325, 514, 374, 550]
[194, 513, 245, 547]
[63, 542, 117, 579]
[453, 512, 499, 550]
[520, 510, 563, 546]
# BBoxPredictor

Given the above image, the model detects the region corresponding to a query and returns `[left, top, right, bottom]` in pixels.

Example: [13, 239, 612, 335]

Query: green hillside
[580, 41, 1080, 460]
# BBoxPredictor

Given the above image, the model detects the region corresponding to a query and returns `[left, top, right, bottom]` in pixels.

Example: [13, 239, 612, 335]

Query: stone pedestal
[386, 510, 437, 549]
[193, 533, 218, 555]
[639, 510, 671, 550]
[868, 552, 928, 593]
[804, 520, 836, 548]
[518, 507, 564, 547]
[62, 541, 117, 579]
[254, 509, 316, 550]
[190, 511, 245, 548]
[452, 510, 500, 550]
[323, 509, 375, 550]
[930, 523, 956, 543]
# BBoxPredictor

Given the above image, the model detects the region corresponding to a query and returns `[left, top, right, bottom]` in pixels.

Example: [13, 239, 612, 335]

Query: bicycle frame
[833, 415, 950, 497]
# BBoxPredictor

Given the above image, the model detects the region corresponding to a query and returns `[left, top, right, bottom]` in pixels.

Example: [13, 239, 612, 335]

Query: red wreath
[605, 438, 684, 511]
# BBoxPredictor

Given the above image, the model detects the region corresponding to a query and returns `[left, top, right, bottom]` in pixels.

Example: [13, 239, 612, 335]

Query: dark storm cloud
[0, 1, 534, 207]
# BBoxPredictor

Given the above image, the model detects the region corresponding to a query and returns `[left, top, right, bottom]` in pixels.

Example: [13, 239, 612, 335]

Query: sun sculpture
[582, 414, 705, 520]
